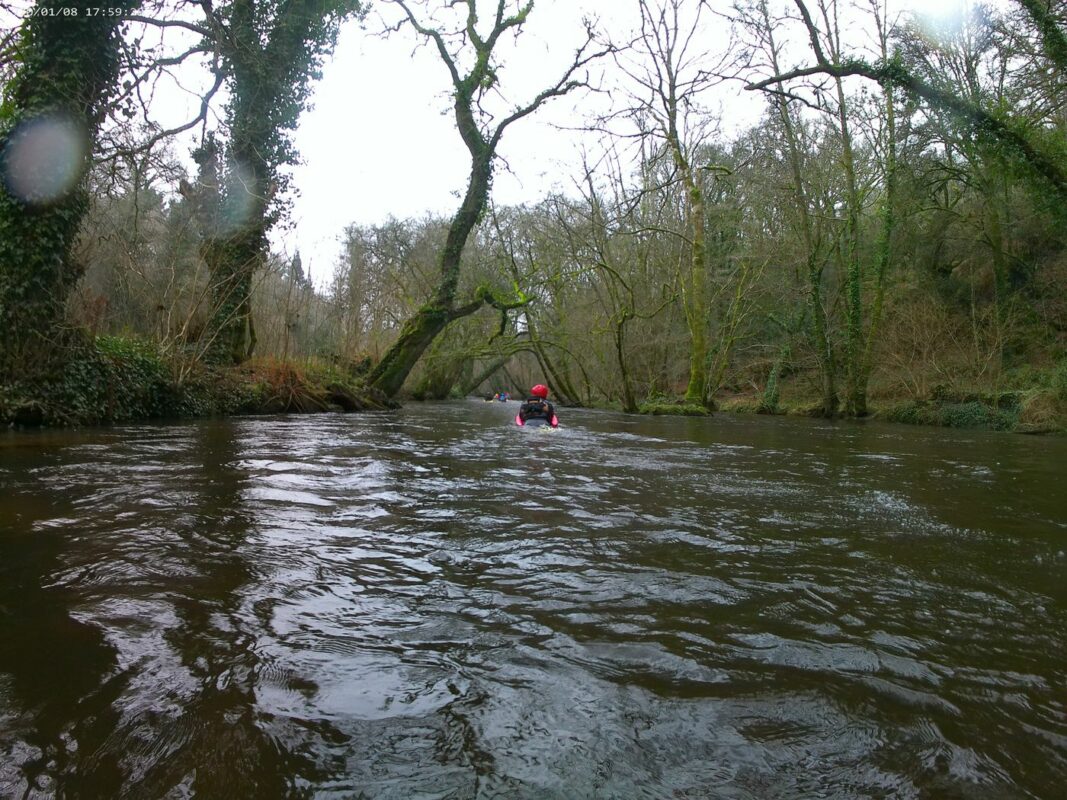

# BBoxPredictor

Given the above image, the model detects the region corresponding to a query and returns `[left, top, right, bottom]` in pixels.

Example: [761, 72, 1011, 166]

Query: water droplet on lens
[2, 113, 88, 204]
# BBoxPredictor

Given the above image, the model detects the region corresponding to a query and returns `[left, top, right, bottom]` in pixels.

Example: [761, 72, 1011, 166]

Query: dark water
[1, 401, 1065, 799]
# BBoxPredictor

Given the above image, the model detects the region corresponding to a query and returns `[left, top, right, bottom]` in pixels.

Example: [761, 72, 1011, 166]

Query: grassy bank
[0, 336, 396, 428]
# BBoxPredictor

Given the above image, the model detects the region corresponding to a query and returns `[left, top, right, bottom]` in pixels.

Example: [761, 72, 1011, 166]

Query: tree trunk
[367, 303, 453, 398]
[0, 0, 138, 381]
[670, 143, 709, 407]
[860, 74, 898, 404]
[833, 71, 865, 416]
[206, 229, 263, 364]
[368, 147, 493, 396]
[461, 355, 512, 396]
[614, 312, 638, 412]
[761, 0, 837, 415]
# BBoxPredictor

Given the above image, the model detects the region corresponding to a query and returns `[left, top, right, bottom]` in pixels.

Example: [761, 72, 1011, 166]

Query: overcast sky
[281, 0, 967, 284]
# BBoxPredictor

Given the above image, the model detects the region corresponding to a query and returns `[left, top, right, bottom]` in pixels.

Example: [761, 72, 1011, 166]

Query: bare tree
[610, 0, 739, 407]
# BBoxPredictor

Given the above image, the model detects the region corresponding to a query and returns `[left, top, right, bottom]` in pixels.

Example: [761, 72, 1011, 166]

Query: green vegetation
[0, 335, 393, 426]
[638, 400, 710, 417]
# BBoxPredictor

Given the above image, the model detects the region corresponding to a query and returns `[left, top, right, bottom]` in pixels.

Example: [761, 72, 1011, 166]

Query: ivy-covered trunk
[188, 137, 264, 365]
[195, 0, 359, 366]
[205, 229, 262, 364]
[0, 0, 138, 382]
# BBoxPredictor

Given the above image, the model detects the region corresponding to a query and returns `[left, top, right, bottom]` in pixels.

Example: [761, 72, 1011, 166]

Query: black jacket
[518, 397, 555, 423]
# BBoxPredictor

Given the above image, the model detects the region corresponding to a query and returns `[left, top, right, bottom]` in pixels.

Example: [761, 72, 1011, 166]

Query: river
[1, 401, 1065, 798]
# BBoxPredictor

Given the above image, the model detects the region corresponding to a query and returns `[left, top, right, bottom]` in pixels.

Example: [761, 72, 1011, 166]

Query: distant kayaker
[517, 384, 558, 427]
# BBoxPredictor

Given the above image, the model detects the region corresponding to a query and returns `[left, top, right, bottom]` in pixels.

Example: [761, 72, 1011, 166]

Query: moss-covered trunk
[368, 102, 493, 397]
[205, 229, 262, 364]
[368, 304, 453, 398]
[0, 0, 137, 382]
[834, 72, 865, 417]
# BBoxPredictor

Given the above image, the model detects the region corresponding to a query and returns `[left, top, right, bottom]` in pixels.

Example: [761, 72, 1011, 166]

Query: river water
[1, 401, 1065, 799]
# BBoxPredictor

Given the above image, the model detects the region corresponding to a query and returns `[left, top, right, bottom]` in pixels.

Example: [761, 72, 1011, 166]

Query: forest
[1, 0, 1065, 432]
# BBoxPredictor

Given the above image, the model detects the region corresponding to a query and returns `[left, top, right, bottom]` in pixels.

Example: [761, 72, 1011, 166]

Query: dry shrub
[244, 358, 329, 413]
[1015, 391, 1067, 434]
[876, 290, 970, 399]
[874, 286, 1016, 401]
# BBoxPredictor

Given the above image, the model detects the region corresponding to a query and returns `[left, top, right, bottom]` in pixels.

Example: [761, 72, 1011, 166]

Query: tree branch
[490, 29, 611, 150]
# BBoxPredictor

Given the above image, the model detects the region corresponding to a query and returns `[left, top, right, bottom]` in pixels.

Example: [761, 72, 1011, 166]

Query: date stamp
[27, 6, 126, 16]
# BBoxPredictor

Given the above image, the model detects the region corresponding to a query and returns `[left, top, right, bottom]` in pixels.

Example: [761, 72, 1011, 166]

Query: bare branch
[127, 14, 212, 38]
[490, 27, 612, 150]
[392, 0, 463, 87]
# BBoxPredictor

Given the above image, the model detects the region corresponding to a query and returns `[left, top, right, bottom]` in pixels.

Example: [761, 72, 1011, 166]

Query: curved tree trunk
[368, 150, 493, 397]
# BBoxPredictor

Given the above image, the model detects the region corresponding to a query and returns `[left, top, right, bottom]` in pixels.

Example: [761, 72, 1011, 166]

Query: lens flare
[2, 114, 89, 204]
[219, 159, 260, 233]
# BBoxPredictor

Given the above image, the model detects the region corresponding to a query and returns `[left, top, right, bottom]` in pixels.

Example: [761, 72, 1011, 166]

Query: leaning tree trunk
[461, 354, 513, 397]
[369, 147, 493, 396]
[368, 0, 601, 398]
[0, 0, 138, 382]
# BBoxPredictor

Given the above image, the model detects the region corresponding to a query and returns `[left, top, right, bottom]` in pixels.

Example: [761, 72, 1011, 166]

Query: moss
[719, 397, 763, 414]
[639, 400, 710, 416]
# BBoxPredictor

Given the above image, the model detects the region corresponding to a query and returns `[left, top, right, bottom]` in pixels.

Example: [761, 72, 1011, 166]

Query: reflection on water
[1, 402, 1065, 798]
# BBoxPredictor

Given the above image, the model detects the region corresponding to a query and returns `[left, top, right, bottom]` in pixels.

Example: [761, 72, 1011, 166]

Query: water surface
[1, 401, 1065, 798]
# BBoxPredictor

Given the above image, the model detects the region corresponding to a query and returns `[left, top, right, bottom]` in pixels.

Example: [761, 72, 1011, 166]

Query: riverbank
[714, 393, 1067, 435]
[4, 335, 1064, 435]
[634, 367, 1067, 435]
[0, 336, 396, 428]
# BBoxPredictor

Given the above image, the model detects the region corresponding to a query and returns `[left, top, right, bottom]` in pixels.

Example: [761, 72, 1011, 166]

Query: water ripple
[1, 402, 1065, 797]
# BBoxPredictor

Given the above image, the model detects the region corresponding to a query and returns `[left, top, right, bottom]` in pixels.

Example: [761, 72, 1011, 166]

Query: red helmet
[530, 384, 549, 399]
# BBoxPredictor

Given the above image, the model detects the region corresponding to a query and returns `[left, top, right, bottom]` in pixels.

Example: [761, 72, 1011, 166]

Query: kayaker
[517, 384, 558, 427]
